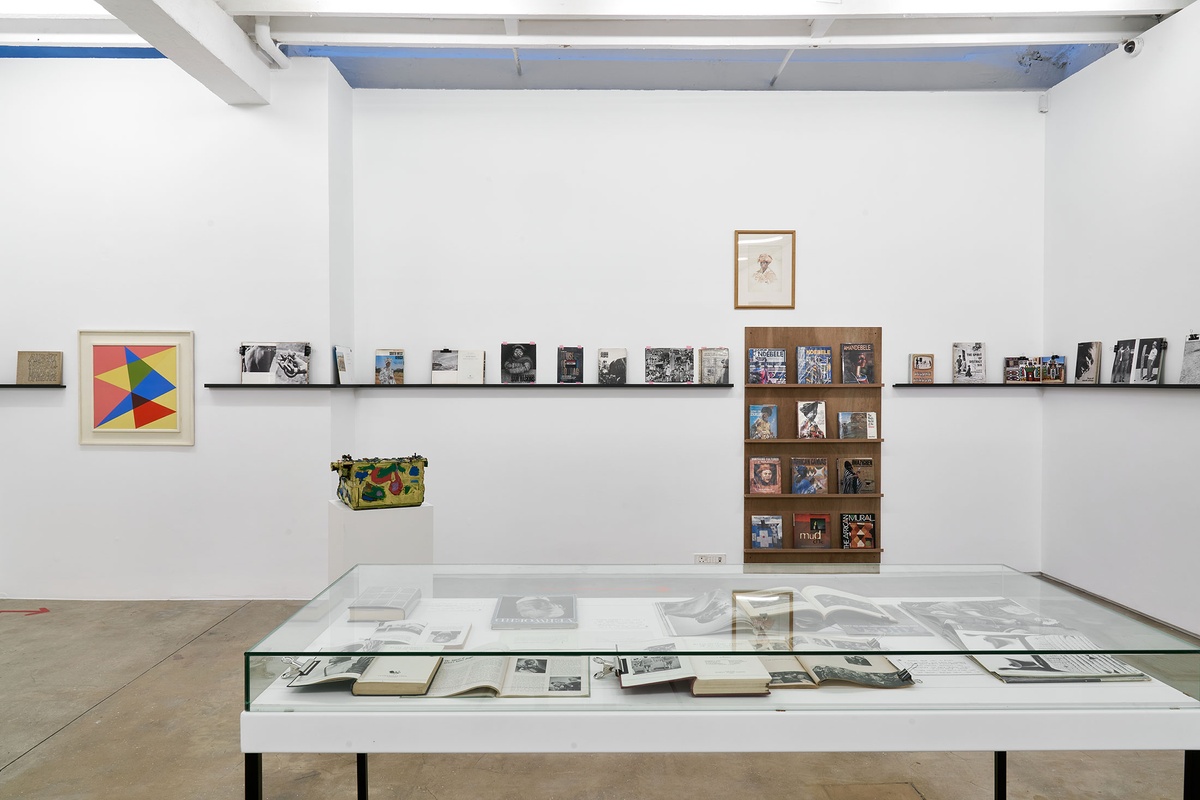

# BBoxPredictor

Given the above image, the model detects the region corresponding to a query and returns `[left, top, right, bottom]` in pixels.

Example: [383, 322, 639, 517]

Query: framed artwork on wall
[78, 330, 195, 446]
[734, 230, 796, 309]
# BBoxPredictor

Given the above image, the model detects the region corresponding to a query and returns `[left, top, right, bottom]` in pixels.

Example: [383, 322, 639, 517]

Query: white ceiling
[0, 0, 1190, 103]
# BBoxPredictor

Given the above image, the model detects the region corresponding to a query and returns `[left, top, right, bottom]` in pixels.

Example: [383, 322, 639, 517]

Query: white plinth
[327, 499, 435, 581]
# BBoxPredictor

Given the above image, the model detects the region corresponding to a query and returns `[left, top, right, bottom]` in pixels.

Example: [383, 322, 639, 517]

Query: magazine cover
[557, 346, 584, 384]
[792, 513, 832, 548]
[431, 349, 459, 384]
[501, 343, 536, 384]
[1003, 356, 1029, 384]
[908, 353, 934, 384]
[491, 595, 578, 629]
[748, 404, 778, 440]
[840, 343, 876, 384]
[375, 349, 404, 385]
[836, 457, 876, 494]
[699, 347, 730, 384]
[951, 342, 986, 384]
[1040, 355, 1066, 384]
[796, 400, 827, 439]
[837, 411, 878, 440]
[1130, 337, 1165, 385]
[841, 513, 877, 549]
[749, 457, 782, 494]
[1074, 342, 1101, 384]
[790, 457, 829, 495]
[1110, 339, 1136, 384]
[645, 347, 694, 383]
[748, 348, 787, 384]
[597, 348, 627, 385]
[796, 346, 833, 384]
[750, 515, 784, 549]
[240, 342, 310, 385]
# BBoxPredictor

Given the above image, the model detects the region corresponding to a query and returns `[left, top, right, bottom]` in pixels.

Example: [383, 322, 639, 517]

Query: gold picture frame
[734, 230, 796, 309]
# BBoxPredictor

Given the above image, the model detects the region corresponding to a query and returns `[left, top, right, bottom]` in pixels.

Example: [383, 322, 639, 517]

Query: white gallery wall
[1043, 2, 1200, 633]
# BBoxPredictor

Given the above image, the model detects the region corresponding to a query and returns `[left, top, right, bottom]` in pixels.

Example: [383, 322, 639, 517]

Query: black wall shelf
[0, 384, 66, 389]
[205, 383, 734, 390]
[893, 383, 1200, 390]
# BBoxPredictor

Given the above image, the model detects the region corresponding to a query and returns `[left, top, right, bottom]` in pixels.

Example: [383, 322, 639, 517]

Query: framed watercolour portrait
[734, 230, 795, 309]
[79, 330, 195, 446]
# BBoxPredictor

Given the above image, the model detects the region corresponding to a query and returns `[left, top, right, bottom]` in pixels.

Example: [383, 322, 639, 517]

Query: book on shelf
[616, 639, 772, 696]
[791, 512, 832, 548]
[748, 404, 778, 439]
[908, 353, 934, 384]
[841, 513, 876, 549]
[1179, 337, 1200, 384]
[431, 349, 459, 384]
[840, 342, 876, 384]
[287, 648, 444, 696]
[747, 347, 787, 385]
[457, 349, 485, 384]
[556, 345, 584, 384]
[1040, 355, 1066, 384]
[749, 456, 782, 494]
[1003, 356, 1031, 384]
[645, 346, 694, 383]
[753, 634, 914, 689]
[951, 342, 986, 384]
[240, 342, 310, 385]
[425, 654, 589, 697]
[900, 598, 1148, 684]
[597, 348, 627, 385]
[1110, 339, 1136, 384]
[655, 584, 897, 638]
[790, 457, 829, 495]
[374, 349, 404, 385]
[699, 346, 730, 384]
[796, 346, 833, 385]
[836, 457, 876, 495]
[500, 343, 536, 384]
[348, 586, 422, 622]
[1075, 341, 1102, 384]
[491, 595, 578, 629]
[837, 411, 877, 440]
[15, 350, 63, 385]
[332, 345, 353, 385]
[796, 400, 828, 439]
[750, 515, 784, 549]
[1130, 337, 1166, 385]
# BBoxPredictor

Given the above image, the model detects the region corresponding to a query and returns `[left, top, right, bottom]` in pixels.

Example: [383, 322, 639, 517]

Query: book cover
[792, 512, 832, 548]
[333, 345, 353, 385]
[841, 513, 877, 549]
[837, 411, 878, 440]
[840, 343, 876, 384]
[750, 515, 783, 549]
[457, 349, 485, 384]
[1110, 339, 1136, 384]
[374, 349, 404, 385]
[645, 347, 694, 383]
[491, 595, 578, 629]
[1020, 360, 1042, 383]
[1003, 356, 1030, 384]
[1131, 337, 1166, 385]
[431, 349, 459, 384]
[748, 404, 778, 439]
[951, 342, 986, 384]
[15, 350, 63, 385]
[597, 348, 627, 385]
[557, 345, 584, 384]
[796, 346, 833, 385]
[240, 342, 310, 385]
[1040, 355, 1066, 384]
[747, 348, 787, 384]
[908, 353, 934, 384]
[1179, 337, 1200, 384]
[796, 400, 828, 439]
[501, 343, 536, 384]
[699, 347, 730, 384]
[790, 456, 829, 495]
[836, 457, 876, 494]
[749, 457, 782, 494]
[1074, 341, 1102, 384]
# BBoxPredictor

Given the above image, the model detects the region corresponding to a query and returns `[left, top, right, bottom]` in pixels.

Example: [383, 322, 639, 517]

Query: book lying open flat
[656, 585, 897, 638]
[286, 647, 443, 697]
[617, 640, 771, 696]
[423, 655, 589, 697]
[749, 634, 914, 689]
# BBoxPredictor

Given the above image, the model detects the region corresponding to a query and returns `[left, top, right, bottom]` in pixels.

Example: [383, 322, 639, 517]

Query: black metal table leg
[994, 751, 1006, 800]
[358, 753, 369, 800]
[246, 753, 263, 800]
[1184, 750, 1197, 800]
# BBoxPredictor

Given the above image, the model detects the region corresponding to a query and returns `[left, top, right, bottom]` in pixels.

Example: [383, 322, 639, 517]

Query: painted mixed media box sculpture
[331, 454, 428, 510]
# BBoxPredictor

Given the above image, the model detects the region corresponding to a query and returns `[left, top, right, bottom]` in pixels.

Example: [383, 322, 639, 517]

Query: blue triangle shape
[98, 393, 135, 427]
[132, 368, 175, 402]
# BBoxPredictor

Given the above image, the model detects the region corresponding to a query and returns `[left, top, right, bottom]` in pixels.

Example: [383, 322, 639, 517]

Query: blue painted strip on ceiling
[0, 46, 164, 59]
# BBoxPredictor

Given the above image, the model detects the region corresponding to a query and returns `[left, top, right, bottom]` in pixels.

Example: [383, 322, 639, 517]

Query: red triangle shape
[92, 379, 130, 427]
[92, 344, 130, 375]
[127, 344, 174, 360]
[132, 399, 175, 428]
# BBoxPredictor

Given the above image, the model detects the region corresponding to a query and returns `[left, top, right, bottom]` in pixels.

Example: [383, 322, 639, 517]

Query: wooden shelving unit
[744, 326, 883, 565]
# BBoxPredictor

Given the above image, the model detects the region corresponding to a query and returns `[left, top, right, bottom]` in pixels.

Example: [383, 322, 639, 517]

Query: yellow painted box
[331, 454, 428, 510]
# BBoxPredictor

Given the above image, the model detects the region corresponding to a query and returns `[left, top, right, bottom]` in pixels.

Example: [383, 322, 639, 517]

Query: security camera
[1122, 38, 1144, 57]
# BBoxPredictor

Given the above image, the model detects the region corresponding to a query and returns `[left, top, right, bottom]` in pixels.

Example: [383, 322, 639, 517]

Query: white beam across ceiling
[96, 0, 271, 105]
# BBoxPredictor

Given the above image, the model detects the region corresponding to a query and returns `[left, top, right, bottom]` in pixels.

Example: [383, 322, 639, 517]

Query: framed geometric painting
[78, 330, 195, 446]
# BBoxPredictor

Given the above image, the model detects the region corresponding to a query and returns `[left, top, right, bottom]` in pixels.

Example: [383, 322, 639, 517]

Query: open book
[616, 640, 771, 696]
[655, 585, 896, 638]
[749, 634, 914, 689]
[286, 647, 443, 696]
[423, 655, 589, 697]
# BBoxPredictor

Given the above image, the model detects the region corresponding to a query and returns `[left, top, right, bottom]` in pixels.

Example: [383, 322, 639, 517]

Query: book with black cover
[557, 345, 584, 383]
[836, 457, 876, 494]
[1075, 341, 1102, 384]
[840, 343, 876, 384]
[501, 343, 536, 384]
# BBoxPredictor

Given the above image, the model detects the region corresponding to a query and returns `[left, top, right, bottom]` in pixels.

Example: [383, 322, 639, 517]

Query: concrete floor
[0, 599, 1189, 800]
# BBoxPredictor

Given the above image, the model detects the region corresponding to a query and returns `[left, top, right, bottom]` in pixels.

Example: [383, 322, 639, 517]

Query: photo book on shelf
[15, 350, 63, 385]
[750, 515, 784, 549]
[841, 513, 877, 549]
[597, 348, 627, 385]
[557, 345, 584, 384]
[790, 457, 828, 495]
[240, 342, 310, 385]
[333, 345, 353, 385]
[791, 512, 832, 548]
[837, 411, 878, 440]
[748, 347, 787, 384]
[835, 457, 875, 494]
[1075, 341, 1102, 384]
[374, 349, 404, 385]
[645, 347, 694, 383]
[749, 456, 782, 494]
[1040, 355, 1066, 384]
[951, 342, 986, 384]
[908, 353, 934, 384]
[796, 400, 827, 439]
[840, 343, 876, 384]
[699, 346, 730, 384]
[501, 343, 536, 384]
[1130, 337, 1166, 385]
[748, 404, 778, 439]
[796, 346, 833, 384]
[1110, 339, 1136, 384]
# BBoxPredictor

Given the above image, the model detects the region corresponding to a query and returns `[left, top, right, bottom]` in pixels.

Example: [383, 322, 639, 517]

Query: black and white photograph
[1179, 336, 1200, 383]
[240, 341, 310, 384]
[597, 348, 627, 385]
[1131, 337, 1166, 384]
[655, 589, 733, 636]
[951, 341, 986, 384]
[491, 594, 578, 629]
[500, 342, 536, 384]
[644, 347, 694, 383]
[423, 624, 470, 647]
[514, 658, 547, 673]
[1074, 341, 1101, 384]
[548, 675, 583, 692]
[626, 654, 682, 675]
[1110, 338, 1136, 383]
[431, 348, 459, 383]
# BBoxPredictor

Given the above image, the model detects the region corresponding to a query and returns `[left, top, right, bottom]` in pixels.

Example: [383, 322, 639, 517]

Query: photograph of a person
[501, 343, 536, 383]
[515, 658, 547, 673]
[548, 675, 583, 691]
[491, 594, 578, 629]
[749, 458, 782, 494]
[735, 230, 795, 309]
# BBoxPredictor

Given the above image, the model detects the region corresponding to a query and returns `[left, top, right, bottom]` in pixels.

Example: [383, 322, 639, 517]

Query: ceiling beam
[94, 0, 271, 105]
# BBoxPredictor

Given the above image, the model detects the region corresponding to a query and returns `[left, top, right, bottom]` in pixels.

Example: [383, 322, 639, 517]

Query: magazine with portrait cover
[556, 345, 584, 384]
[835, 457, 876, 494]
[1110, 339, 1136, 384]
[840, 343, 876, 384]
[747, 347, 787, 384]
[748, 404, 778, 440]
[645, 346, 694, 383]
[375, 349, 404, 385]
[500, 343, 536, 384]
[789, 457, 828, 495]
[491, 595, 578, 629]
[597, 348, 627, 385]
[796, 346, 833, 385]
[750, 515, 783, 549]
[240, 342, 310, 385]
[1074, 341, 1101, 384]
[1130, 337, 1166, 385]
[951, 342, 986, 384]
[748, 456, 782, 494]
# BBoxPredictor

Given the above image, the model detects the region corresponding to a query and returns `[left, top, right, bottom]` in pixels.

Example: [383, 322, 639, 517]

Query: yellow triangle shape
[95, 365, 132, 391]
[141, 348, 178, 383]
[95, 410, 136, 430]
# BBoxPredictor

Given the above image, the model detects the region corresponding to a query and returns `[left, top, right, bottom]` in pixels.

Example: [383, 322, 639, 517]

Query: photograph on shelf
[1074, 342, 1101, 384]
[374, 349, 404, 385]
[557, 345, 584, 384]
[747, 347, 787, 384]
[1021, 359, 1042, 383]
[749, 404, 778, 440]
[749, 456, 782, 494]
[500, 342, 536, 384]
[796, 346, 833, 384]
[1004, 356, 1035, 384]
[333, 345, 353, 385]
[79, 330, 194, 446]
[792, 512, 832, 548]
[908, 353, 934, 384]
[790, 456, 829, 495]
[1130, 337, 1166, 385]
[1110, 339, 1136, 384]
[15, 350, 63, 385]
[645, 347, 694, 383]
[841, 513, 877, 549]
[431, 349, 460, 384]
[734, 229, 795, 310]
[699, 346, 730, 384]
[597, 348, 627, 385]
[240, 341, 310, 385]
[796, 400, 828, 439]
[1040, 355, 1066, 384]
[951, 342, 986, 384]
[837, 411, 878, 440]
[750, 515, 784, 549]
[732, 589, 794, 638]
[836, 456, 876, 495]
[1179, 336, 1200, 384]
[840, 342, 876, 384]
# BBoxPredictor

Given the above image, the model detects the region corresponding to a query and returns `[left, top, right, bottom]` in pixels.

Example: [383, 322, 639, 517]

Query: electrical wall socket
[694, 553, 726, 565]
